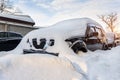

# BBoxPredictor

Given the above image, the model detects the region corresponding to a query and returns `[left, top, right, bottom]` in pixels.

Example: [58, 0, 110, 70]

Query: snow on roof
[0, 13, 35, 24]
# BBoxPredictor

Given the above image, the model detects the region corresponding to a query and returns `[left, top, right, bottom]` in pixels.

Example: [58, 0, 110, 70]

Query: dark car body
[0, 32, 22, 51]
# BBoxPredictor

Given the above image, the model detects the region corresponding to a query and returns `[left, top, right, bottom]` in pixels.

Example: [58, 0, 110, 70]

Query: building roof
[0, 13, 35, 26]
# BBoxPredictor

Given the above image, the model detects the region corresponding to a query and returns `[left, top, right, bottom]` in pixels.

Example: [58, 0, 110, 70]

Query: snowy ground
[0, 18, 120, 80]
[0, 46, 120, 80]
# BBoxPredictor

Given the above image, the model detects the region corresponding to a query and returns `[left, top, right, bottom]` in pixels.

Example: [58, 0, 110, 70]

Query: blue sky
[11, 0, 120, 27]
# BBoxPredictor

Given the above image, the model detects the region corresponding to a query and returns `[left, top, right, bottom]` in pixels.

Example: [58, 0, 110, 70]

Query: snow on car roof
[50, 17, 103, 38]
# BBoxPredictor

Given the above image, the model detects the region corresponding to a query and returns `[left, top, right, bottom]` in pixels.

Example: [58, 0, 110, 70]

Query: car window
[8, 32, 22, 38]
[0, 32, 7, 38]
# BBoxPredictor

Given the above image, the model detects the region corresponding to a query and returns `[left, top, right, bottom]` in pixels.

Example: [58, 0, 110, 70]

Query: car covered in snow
[12, 18, 109, 55]
[0, 31, 22, 51]
[106, 32, 116, 48]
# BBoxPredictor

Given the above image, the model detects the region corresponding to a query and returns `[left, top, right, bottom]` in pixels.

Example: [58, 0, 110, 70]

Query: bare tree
[98, 12, 118, 32]
[0, 0, 5, 12]
[0, 0, 12, 13]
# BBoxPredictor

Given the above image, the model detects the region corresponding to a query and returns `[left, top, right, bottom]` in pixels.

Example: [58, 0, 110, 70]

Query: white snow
[0, 54, 83, 80]
[0, 13, 34, 23]
[84, 47, 120, 80]
[0, 18, 120, 80]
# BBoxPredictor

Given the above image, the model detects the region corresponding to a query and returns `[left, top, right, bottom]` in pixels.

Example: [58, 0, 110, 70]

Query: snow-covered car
[0, 31, 22, 51]
[106, 32, 116, 48]
[13, 18, 109, 55]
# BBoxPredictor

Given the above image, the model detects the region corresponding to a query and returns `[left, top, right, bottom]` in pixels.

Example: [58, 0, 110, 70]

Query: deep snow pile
[0, 47, 120, 80]
[0, 54, 83, 80]
[0, 18, 120, 80]
[81, 46, 120, 80]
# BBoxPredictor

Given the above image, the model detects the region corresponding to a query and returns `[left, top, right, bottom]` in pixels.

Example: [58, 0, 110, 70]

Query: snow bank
[0, 54, 83, 80]
[80, 46, 120, 80]
[0, 46, 120, 80]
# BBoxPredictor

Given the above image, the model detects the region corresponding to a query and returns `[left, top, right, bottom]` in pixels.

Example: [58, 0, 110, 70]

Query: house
[0, 13, 38, 36]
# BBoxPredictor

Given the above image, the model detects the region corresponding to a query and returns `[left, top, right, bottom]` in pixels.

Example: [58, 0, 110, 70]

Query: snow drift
[0, 54, 83, 80]
[0, 46, 120, 80]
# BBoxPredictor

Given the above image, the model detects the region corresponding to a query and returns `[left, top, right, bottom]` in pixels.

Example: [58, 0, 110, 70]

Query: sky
[10, 0, 120, 29]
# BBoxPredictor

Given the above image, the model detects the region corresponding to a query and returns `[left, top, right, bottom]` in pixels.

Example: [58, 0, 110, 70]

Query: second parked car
[0, 31, 22, 51]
